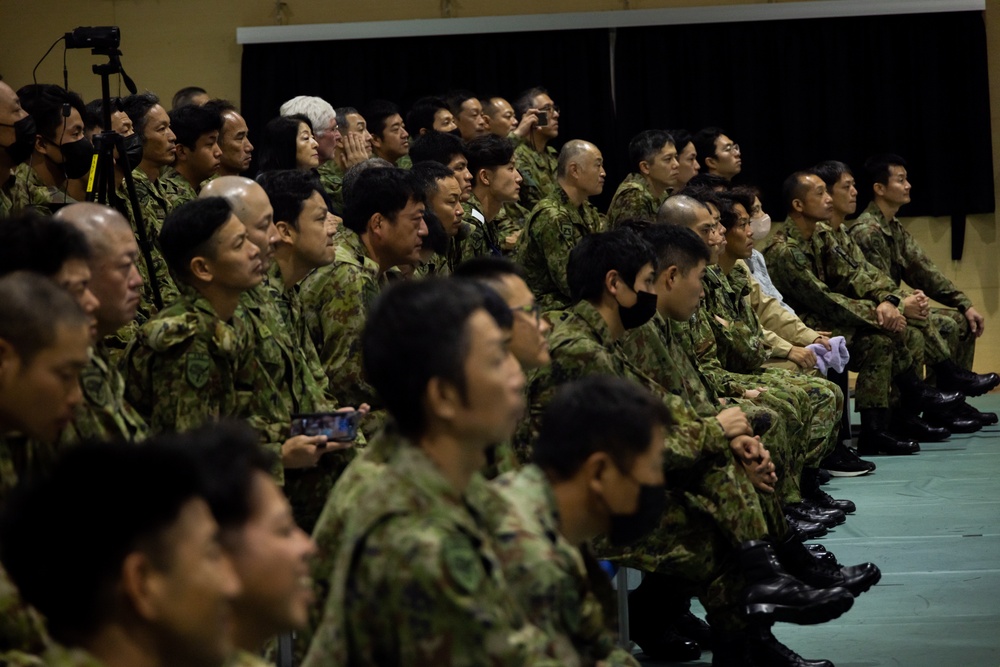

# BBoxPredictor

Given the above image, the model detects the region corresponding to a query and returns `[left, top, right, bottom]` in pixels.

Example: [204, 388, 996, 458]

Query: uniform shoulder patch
[441, 533, 483, 594]
[185, 352, 212, 389]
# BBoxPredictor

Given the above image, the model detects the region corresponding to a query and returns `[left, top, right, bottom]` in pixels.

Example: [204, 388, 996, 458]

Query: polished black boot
[924, 405, 983, 433]
[895, 369, 964, 411]
[934, 359, 1000, 397]
[953, 400, 999, 426]
[747, 624, 835, 667]
[784, 514, 828, 539]
[801, 468, 857, 514]
[738, 541, 854, 625]
[820, 443, 875, 477]
[857, 408, 920, 456]
[628, 573, 702, 662]
[893, 411, 951, 441]
[774, 530, 881, 597]
[784, 502, 845, 528]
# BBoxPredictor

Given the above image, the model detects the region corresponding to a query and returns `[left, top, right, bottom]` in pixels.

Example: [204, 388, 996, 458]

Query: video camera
[64, 26, 120, 51]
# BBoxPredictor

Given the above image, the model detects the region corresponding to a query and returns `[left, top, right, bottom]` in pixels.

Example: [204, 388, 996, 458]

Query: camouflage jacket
[516, 188, 607, 312]
[514, 141, 559, 212]
[517, 301, 728, 470]
[494, 201, 530, 256]
[0, 171, 14, 219]
[7, 163, 77, 216]
[701, 264, 770, 373]
[847, 202, 971, 310]
[492, 465, 639, 667]
[763, 219, 891, 336]
[316, 160, 345, 213]
[158, 166, 199, 207]
[61, 341, 148, 444]
[37, 645, 107, 667]
[122, 286, 246, 434]
[606, 173, 660, 228]
[116, 166, 178, 320]
[680, 306, 755, 399]
[463, 192, 504, 259]
[301, 439, 568, 667]
[300, 230, 386, 411]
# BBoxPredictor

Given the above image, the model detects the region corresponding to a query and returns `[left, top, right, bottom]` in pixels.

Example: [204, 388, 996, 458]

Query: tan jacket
[738, 259, 820, 359]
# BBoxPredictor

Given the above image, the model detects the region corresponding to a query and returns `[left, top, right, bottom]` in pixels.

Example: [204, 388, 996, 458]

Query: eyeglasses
[537, 104, 560, 114]
[512, 302, 541, 325]
[720, 143, 740, 154]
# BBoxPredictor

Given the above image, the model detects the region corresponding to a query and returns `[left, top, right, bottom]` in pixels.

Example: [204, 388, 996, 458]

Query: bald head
[200, 175, 277, 270]
[557, 140, 597, 178]
[55, 202, 130, 259]
[54, 202, 142, 335]
[656, 195, 711, 227]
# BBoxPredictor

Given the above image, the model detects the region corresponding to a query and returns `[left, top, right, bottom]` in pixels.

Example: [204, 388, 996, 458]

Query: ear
[275, 220, 296, 245]
[370, 133, 384, 149]
[873, 182, 886, 197]
[120, 551, 161, 621]
[174, 144, 190, 163]
[662, 265, 680, 290]
[791, 197, 805, 214]
[425, 376, 462, 423]
[585, 451, 612, 496]
[604, 269, 621, 296]
[478, 168, 491, 188]
[189, 256, 213, 283]
[0, 339, 18, 375]
[418, 127, 429, 136]
[638, 160, 651, 177]
[34, 134, 51, 156]
[367, 212, 385, 239]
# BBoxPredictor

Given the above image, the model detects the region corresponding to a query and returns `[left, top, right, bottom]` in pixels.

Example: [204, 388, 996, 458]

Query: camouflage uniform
[492, 465, 639, 667]
[36, 645, 106, 667]
[514, 141, 558, 212]
[848, 202, 974, 371]
[246, 266, 356, 532]
[494, 201, 530, 256]
[61, 342, 148, 445]
[158, 166, 199, 207]
[316, 160, 345, 213]
[0, 173, 15, 218]
[122, 285, 246, 434]
[301, 436, 569, 667]
[515, 300, 788, 632]
[516, 188, 606, 312]
[300, 229, 391, 419]
[606, 173, 660, 228]
[763, 219, 919, 410]
[7, 164, 79, 216]
[463, 192, 504, 259]
[116, 166, 178, 320]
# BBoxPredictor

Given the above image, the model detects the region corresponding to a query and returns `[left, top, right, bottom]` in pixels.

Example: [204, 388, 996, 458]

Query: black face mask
[58, 137, 95, 179]
[121, 132, 144, 169]
[619, 289, 658, 330]
[607, 483, 667, 546]
[0, 115, 36, 165]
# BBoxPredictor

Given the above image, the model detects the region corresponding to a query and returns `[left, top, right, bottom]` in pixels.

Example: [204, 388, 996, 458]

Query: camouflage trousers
[601, 451, 788, 633]
[849, 327, 921, 410]
[911, 308, 976, 381]
[739, 368, 843, 503]
[732, 400, 801, 505]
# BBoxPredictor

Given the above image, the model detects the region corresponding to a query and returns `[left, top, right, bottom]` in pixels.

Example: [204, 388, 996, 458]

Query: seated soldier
[516, 139, 607, 312]
[445, 90, 488, 141]
[517, 228, 875, 667]
[492, 374, 671, 667]
[668, 129, 700, 193]
[172, 86, 209, 108]
[202, 100, 254, 178]
[321, 106, 373, 213]
[813, 159, 995, 435]
[513, 86, 560, 210]
[0, 438, 241, 667]
[364, 100, 410, 167]
[302, 278, 575, 666]
[15, 84, 92, 212]
[462, 135, 524, 259]
[847, 155, 998, 398]
[118, 92, 179, 317]
[482, 95, 541, 142]
[191, 422, 319, 666]
[404, 96, 459, 136]
[0, 77, 36, 219]
[763, 171, 966, 457]
[607, 130, 678, 227]
[0, 272, 91, 657]
[55, 203, 148, 444]
[299, 168, 426, 431]
[409, 161, 464, 276]
[161, 104, 222, 204]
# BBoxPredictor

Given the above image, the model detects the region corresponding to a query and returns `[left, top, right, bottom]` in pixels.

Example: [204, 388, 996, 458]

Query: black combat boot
[933, 359, 1000, 396]
[801, 468, 856, 514]
[747, 624, 835, 667]
[892, 410, 951, 441]
[857, 408, 920, 456]
[895, 368, 964, 411]
[738, 541, 854, 624]
[774, 530, 881, 597]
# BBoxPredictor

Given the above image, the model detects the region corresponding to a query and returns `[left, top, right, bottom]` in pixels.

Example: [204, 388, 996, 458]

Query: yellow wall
[1, 0, 998, 372]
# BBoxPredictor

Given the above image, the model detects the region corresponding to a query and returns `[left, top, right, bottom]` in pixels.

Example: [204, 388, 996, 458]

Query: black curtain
[242, 10, 993, 216]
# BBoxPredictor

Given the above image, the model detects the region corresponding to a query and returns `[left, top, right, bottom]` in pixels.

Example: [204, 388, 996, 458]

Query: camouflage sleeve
[895, 226, 972, 309]
[764, 242, 877, 330]
[531, 208, 582, 304]
[848, 220, 894, 277]
[300, 266, 377, 408]
[686, 310, 755, 398]
[606, 186, 656, 228]
[0, 564, 49, 656]
[334, 517, 565, 667]
[495, 202, 528, 254]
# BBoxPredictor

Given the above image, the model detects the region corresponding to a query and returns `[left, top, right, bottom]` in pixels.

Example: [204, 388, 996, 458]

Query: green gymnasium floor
[641, 394, 1000, 667]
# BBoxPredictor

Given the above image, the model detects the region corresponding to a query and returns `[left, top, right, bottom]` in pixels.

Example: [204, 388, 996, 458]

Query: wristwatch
[883, 295, 901, 307]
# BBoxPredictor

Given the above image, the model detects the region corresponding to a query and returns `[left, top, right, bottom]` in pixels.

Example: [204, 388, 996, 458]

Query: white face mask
[750, 213, 772, 241]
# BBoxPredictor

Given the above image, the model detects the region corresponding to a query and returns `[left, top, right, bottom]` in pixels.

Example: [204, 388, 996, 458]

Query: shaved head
[656, 195, 711, 227]
[54, 202, 130, 259]
[557, 140, 597, 178]
[200, 176, 266, 224]
[200, 175, 277, 271]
